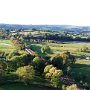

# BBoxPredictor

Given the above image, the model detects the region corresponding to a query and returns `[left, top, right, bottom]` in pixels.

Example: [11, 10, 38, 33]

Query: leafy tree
[66, 84, 78, 90]
[0, 61, 7, 76]
[44, 65, 63, 88]
[8, 50, 20, 59]
[41, 45, 50, 54]
[8, 52, 34, 70]
[32, 57, 45, 74]
[0, 61, 7, 70]
[0, 50, 5, 57]
[7, 61, 17, 71]
[44, 64, 53, 73]
[45, 66, 56, 79]
[50, 54, 63, 69]
[51, 70, 63, 88]
[50, 52, 75, 73]
[16, 65, 35, 84]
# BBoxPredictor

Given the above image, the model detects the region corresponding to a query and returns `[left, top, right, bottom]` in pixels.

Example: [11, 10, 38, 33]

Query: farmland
[31, 42, 90, 56]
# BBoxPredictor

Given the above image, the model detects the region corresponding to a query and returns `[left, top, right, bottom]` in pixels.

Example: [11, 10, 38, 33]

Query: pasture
[31, 42, 90, 56]
[46, 42, 90, 55]
[0, 39, 16, 53]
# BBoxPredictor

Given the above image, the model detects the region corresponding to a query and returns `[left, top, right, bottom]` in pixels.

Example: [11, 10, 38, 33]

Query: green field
[0, 83, 54, 90]
[31, 42, 90, 56]
[46, 42, 90, 55]
[70, 60, 90, 85]
[0, 39, 16, 53]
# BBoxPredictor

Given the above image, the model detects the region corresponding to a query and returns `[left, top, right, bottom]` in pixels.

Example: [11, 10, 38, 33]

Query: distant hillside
[0, 24, 90, 32]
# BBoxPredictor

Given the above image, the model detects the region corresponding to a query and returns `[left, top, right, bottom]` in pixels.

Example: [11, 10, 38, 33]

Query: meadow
[0, 39, 16, 53]
[31, 42, 90, 56]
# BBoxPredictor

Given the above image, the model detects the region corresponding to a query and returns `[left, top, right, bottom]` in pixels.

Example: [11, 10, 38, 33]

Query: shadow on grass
[71, 64, 90, 68]
[0, 83, 57, 90]
[70, 63, 90, 86]
[30, 44, 53, 57]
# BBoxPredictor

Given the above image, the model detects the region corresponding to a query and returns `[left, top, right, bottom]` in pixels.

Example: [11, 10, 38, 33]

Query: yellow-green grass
[31, 42, 90, 56]
[46, 42, 90, 50]
[0, 39, 16, 53]
[46, 42, 90, 56]
[75, 60, 90, 65]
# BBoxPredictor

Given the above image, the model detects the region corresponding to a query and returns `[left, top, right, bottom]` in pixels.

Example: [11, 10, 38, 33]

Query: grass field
[0, 39, 16, 53]
[31, 42, 90, 56]
[70, 60, 90, 85]
[46, 42, 90, 55]
[0, 83, 55, 90]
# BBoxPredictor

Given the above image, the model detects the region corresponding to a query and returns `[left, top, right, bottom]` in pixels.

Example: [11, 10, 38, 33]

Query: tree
[66, 84, 78, 90]
[51, 70, 63, 88]
[16, 65, 35, 84]
[32, 57, 45, 75]
[50, 52, 75, 73]
[50, 54, 63, 69]
[0, 50, 5, 57]
[41, 45, 50, 54]
[0, 61, 7, 70]
[44, 65, 63, 88]
[44, 64, 53, 73]
[0, 61, 7, 76]
[45, 66, 56, 79]
[8, 50, 20, 59]
[8, 52, 34, 70]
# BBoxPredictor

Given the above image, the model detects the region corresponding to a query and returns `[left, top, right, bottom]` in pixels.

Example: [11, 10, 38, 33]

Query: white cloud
[0, 0, 90, 26]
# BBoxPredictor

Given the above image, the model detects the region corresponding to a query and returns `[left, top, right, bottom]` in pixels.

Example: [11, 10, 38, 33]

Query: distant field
[46, 42, 90, 55]
[0, 39, 16, 53]
[31, 42, 90, 56]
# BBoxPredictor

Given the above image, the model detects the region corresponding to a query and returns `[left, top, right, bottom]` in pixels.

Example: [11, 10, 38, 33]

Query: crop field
[0, 39, 16, 53]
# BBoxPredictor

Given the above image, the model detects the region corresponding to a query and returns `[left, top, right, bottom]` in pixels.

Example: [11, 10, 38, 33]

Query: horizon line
[0, 23, 90, 27]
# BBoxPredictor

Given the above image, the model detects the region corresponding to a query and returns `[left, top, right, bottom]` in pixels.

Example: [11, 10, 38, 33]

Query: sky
[0, 0, 90, 26]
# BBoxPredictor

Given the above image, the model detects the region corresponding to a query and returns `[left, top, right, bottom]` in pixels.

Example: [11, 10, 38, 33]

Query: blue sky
[0, 0, 90, 26]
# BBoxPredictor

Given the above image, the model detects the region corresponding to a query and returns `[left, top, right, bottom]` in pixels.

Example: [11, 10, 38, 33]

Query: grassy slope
[0, 39, 16, 53]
